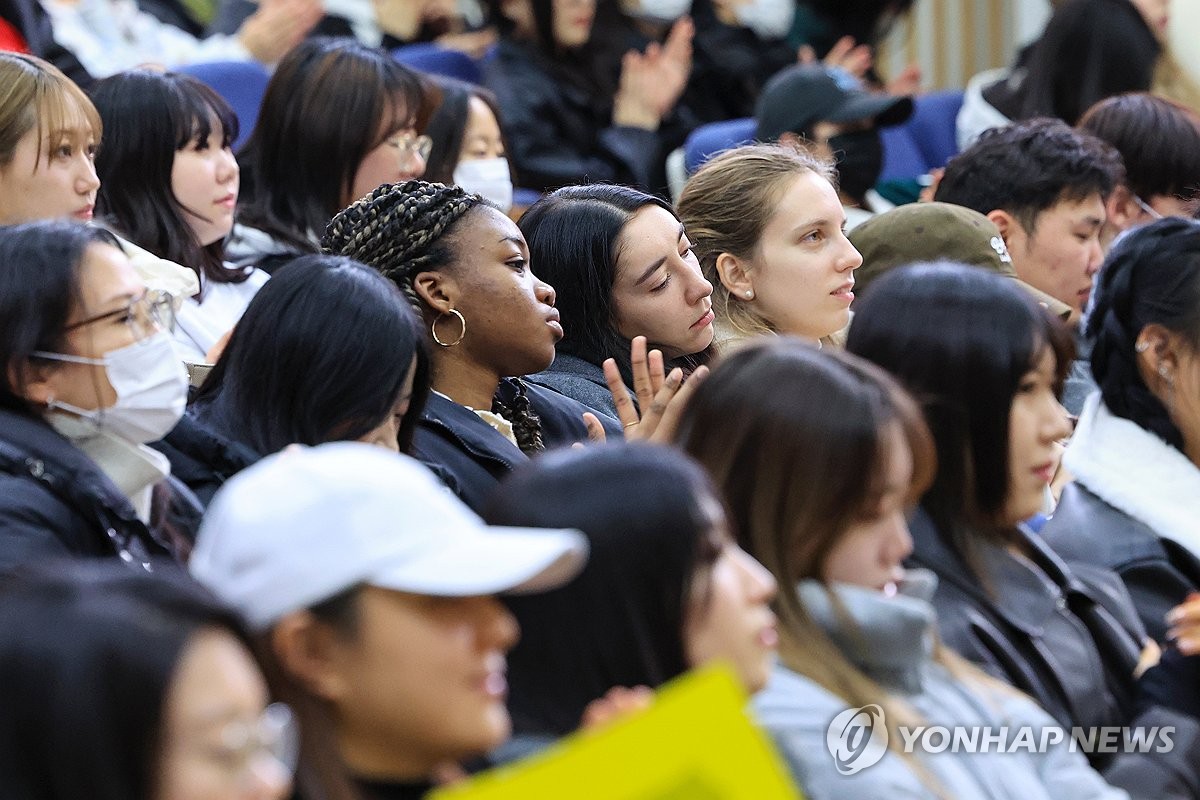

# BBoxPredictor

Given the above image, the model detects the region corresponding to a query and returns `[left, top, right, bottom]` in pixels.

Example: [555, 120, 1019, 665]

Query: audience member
[755, 64, 913, 229]
[1043, 219, 1200, 643]
[956, 0, 1159, 147]
[323, 180, 626, 510]
[678, 338, 1125, 799]
[847, 263, 1200, 790]
[848, 202, 1072, 318]
[420, 77, 515, 213]
[483, 0, 692, 193]
[38, 0, 320, 78]
[0, 222, 188, 570]
[678, 142, 861, 348]
[483, 443, 777, 744]
[518, 184, 714, 422]
[157, 254, 430, 507]
[190, 442, 588, 800]
[0, 563, 294, 799]
[0, 52, 202, 298]
[91, 70, 268, 364]
[1078, 93, 1200, 248]
[230, 38, 426, 274]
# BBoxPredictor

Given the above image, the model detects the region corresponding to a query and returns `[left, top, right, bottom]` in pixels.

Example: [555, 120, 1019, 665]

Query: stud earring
[1135, 341, 1150, 353]
[1159, 364, 1174, 384]
[744, 290, 754, 299]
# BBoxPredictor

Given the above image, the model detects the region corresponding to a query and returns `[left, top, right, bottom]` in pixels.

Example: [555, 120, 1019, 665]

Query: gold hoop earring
[431, 309, 466, 347]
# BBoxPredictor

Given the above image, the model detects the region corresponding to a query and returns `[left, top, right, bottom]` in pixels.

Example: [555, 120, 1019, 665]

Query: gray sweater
[754, 573, 1128, 800]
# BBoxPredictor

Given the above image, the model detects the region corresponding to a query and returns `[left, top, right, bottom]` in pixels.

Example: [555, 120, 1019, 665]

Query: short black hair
[1079, 93, 1200, 205]
[934, 117, 1123, 233]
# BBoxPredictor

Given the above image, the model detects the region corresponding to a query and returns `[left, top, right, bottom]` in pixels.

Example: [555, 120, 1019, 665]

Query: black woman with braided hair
[1043, 217, 1200, 646]
[323, 180, 636, 511]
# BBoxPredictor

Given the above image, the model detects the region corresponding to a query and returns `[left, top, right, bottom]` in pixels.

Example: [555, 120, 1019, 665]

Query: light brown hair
[0, 53, 101, 171]
[676, 142, 836, 342]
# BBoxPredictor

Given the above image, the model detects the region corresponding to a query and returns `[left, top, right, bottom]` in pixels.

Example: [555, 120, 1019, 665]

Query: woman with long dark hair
[518, 184, 714, 421]
[483, 443, 778, 740]
[92, 69, 268, 363]
[154, 254, 430, 506]
[846, 262, 1200, 791]
[230, 37, 426, 273]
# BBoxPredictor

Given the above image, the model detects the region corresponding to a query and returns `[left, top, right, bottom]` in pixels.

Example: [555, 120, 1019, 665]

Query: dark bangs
[171, 78, 238, 151]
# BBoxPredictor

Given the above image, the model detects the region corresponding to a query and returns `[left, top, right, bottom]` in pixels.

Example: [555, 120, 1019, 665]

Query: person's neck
[433, 354, 503, 411]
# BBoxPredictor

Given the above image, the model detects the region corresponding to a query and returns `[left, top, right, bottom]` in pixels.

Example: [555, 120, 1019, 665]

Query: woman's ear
[715, 252, 755, 300]
[269, 611, 351, 702]
[1135, 323, 1182, 396]
[412, 271, 458, 315]
[9, 358, 56, 407]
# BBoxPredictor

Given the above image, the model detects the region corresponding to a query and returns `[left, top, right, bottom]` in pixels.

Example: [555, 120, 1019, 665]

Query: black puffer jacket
[0, 407, 176, 574]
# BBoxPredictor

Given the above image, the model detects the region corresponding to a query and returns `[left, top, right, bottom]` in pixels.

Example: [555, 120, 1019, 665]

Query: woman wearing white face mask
[0, 221, 192, 573]
[420, 78, 516, 214]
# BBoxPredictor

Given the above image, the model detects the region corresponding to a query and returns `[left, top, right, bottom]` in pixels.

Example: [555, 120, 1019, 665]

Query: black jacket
[151, 409, 262, 509]
[412, 379, 621, 512]
[1043, 483, 1200, 644]
[0, 0, 92, 87]
[910, 507, 1200, 795]
[0, 407, 175, 573]
[484, 39, 665, 193]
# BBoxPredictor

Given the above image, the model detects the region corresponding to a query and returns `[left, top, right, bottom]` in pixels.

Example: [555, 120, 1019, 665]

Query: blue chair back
[683, 117, 757, 174]
[392, 43, 482, 84]
[177, 61, 270, 151]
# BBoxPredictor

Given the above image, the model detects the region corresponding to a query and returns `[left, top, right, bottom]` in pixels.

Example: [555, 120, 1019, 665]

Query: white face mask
[734, 0, 795, 39]
[630, 0, 691, 23]
[34, 331, 188, 445]
[454, 157, 514, 213]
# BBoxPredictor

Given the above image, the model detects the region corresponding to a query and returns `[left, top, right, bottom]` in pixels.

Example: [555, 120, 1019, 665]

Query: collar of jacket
[1065, 393, 1200, 559]
[0, 406, 172, 563]
[419, 388, 528, 470]
[908, 507, 1090, 638]
[798, 570, 939, 694]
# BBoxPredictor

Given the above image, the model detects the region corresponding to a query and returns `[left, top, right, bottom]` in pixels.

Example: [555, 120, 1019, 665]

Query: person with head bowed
[482, 442, 778, 752]
[676, 338, 1130, 800]
[0, 562, 296, 800]
[677, 142, 862, 350]
[190, 442, 588, 800]
[324, 180, 699, 510]
[230, 38, 426, 274]
[846, 262, 1200, 792]
[518, 184, 714, 423]
[91, 69, 269, 364]
[154, 254, 430, 508]
[1043, 219, 1200, 644]
[0, 221, 192, 571]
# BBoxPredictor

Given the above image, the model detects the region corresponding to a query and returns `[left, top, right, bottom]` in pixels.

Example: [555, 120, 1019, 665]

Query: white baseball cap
[190, 442, 589, 631]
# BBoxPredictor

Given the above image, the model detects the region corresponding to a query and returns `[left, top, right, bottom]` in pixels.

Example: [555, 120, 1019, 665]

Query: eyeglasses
[1131, 193, 1164, 220]
[189, 703, 299, 785]
[64, 288, 176, 339]
[386, 132, 433, 162]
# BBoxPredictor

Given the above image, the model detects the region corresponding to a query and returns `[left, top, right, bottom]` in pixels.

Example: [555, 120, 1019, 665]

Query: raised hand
[239, 0, 322, 64]
[613, 18, 694, 130]
[596, 335, 708, 443]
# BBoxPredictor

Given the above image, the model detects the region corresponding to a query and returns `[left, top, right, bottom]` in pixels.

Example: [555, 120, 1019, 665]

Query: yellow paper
[429, 664, 804, 800]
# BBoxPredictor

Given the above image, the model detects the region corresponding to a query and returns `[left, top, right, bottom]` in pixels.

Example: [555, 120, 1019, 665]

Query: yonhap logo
[826, 704, 889, 775]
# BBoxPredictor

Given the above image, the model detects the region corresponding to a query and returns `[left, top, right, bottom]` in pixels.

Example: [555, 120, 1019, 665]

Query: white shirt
[173, 268, 270, 363]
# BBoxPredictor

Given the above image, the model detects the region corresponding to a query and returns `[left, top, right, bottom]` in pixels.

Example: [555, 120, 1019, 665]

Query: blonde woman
[677, 142, 862, 350]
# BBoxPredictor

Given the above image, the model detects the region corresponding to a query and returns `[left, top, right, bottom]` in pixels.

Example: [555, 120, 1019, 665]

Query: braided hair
[1089, 217, 1200, 451]
[322, 179, 545, 453]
